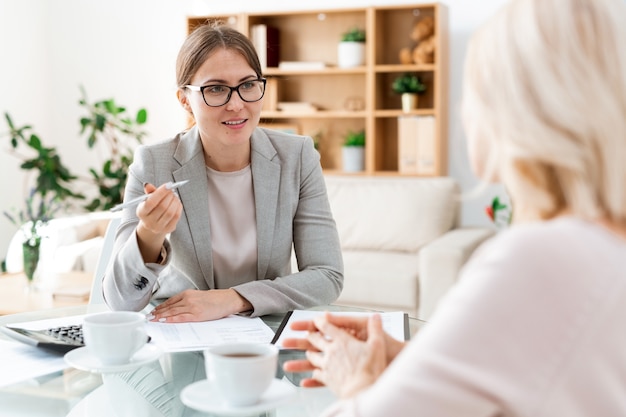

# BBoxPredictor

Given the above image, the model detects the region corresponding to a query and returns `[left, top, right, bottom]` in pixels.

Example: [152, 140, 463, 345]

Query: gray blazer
[102, 126, 343, 316]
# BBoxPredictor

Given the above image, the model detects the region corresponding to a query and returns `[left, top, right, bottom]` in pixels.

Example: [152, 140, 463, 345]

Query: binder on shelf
[262, 77, 278, 112]
[277, 61, 327, 70]
[417, 116, 436, 175]
[251, 24, 280, 69]
[277, 101, 318, 113]
[397, 115, 436, 175]
[398, 116, 419, 173]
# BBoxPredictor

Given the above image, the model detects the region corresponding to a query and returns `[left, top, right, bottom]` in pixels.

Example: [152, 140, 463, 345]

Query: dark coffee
[222, 353, 260, 358]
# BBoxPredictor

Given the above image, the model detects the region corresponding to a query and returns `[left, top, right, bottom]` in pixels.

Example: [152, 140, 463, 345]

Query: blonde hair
[462, 0, 626, 224]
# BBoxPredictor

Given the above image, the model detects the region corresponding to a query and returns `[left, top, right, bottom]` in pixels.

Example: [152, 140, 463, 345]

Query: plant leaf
[28, 134, 42, 150]
[136, 109, 147, 124]
[94, 114, 106, 131]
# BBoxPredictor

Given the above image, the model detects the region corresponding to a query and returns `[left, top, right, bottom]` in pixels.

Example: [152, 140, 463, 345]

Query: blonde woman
[283, 0, 626, 415]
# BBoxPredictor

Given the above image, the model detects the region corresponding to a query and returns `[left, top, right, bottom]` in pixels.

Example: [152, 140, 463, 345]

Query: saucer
[181, 378, 297, 416]
[64, 343, 163, 374]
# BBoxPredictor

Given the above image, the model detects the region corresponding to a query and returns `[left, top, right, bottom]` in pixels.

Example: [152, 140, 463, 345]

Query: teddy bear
[399, 15, 436, 65]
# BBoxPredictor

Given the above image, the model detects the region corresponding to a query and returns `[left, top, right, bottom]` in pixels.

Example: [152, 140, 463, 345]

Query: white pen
[110, 180, 189, 212]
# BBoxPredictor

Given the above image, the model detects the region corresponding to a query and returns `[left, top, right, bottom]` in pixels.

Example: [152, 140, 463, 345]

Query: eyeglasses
[185, 78, 267, 107]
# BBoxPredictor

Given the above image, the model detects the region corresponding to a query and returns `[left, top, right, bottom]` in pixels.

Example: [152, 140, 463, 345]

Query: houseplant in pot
[338, 27, 366, 68]
[4, 190, 61, 290]
[392, 73, 426, 112]
[2, 113, 82, 290]
[342, 129, 365, 172]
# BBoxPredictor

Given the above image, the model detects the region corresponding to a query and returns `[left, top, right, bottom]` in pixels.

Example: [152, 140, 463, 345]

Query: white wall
[0, 0, 508, 261]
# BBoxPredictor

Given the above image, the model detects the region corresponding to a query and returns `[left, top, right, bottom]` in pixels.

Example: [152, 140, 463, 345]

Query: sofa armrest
[418, 227, 495, 321]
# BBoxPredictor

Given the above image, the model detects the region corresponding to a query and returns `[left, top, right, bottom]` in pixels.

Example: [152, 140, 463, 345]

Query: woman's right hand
[135, 182, 183, 263]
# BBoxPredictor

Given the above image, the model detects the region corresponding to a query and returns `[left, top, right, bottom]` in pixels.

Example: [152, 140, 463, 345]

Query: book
[277, 101, 318, 113]
[271, 310, 409, 349]
[398, 115, 419, 173]
[261, 77, 279, 112]
[397, 115, 436, 175]
[277, 61, 327, 70]
[251, 24, 280, 69]
[416, 116, 436, 175]
[52, 285, 91, 302]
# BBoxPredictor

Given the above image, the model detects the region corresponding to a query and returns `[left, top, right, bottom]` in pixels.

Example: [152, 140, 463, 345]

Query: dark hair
[176, 24, 262, 88]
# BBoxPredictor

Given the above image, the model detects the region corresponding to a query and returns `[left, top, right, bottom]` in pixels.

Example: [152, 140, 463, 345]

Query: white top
[206, 165, 257, 288]
[324, 217, 626, 417]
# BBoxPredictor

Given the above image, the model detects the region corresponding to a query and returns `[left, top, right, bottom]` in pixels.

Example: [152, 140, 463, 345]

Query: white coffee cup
[204, 343, 278, 407]
[83, 311, 148, 366]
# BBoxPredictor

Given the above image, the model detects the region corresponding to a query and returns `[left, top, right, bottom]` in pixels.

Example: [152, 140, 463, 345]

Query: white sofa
[5, 211, 113, 283]
[322, 175, 495, 320]
[6, 177, 494, 321]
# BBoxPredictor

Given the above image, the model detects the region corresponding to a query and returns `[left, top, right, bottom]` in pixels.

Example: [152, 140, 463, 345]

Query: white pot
[401, 93, 419, 113]
[342, 146, 365, 172]
[337, 42, 365, 68]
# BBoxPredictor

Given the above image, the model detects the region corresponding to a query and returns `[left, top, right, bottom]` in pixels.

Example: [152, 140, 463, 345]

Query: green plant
[485, 196, 512, 228]
[343, 129, 365, 147]
[312, 130, 323, 150]
[3, 189, 61, 246]
[341, 27, 366, 43]
[4, 113, 83, 203]
[3, 113, 82, 274]
[78, 86, 148, 211]
[392, 73, 426, 95]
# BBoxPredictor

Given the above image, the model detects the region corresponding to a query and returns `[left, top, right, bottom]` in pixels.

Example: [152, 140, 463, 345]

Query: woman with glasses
[102, 25, 343, 322]
[284, 0, 626, 415]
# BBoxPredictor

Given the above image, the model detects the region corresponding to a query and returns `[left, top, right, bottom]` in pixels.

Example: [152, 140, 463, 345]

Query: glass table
[0, 305, 423, 417]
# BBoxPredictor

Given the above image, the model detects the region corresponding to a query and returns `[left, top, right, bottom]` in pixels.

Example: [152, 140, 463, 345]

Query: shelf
[374, 109, 435, 118]
[189, 3, 448, 176]
[264, 67, 367, 76]
[375, 64, 436, 72]
[261, 111, 367, 119]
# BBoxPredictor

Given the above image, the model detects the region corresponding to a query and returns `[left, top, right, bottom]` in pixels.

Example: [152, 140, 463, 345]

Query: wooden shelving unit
[187, 3, 448, 176]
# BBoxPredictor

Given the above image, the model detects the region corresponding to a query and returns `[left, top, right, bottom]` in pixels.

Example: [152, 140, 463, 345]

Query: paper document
[0, 339, 68, 388]
[146, 315, 275, 352]
[272, 310, 408, 349]
[7, 315, 87, 331]
[4, 313, 275, 353]
[0, 314, 89, 387]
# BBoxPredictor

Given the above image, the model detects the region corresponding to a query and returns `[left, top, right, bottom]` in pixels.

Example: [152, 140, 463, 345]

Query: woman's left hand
[303, 312, 388, 399]
[147, 288, 252, 322]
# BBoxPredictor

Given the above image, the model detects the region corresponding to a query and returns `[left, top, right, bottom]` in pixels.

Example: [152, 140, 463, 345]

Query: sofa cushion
[324, 176, 459, 253]
[336, 250, 420, 310]
[5, 211, 113, 274]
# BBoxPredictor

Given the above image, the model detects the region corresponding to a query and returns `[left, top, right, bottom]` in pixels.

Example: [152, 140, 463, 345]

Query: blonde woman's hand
[282, 313, 405, 390]
[284, 313, 391, 398]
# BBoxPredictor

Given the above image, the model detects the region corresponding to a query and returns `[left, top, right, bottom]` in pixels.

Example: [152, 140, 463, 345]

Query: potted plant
[392, 73, 426, 112]
[485, 195, 512, 229]
[2, 113, 82, 289]
[338, 27, 366, 68]
[3, 190, 61, 290]
[78, 86, 148, 211]
[342, 129, 365, 172]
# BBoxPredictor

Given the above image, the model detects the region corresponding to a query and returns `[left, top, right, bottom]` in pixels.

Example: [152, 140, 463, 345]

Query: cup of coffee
[204, 343, 279, 407]
[83, 311, 148, 366]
